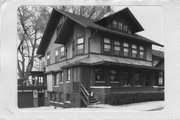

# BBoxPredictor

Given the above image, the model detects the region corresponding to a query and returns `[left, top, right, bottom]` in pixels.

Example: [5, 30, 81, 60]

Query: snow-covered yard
[21, 100, 164, 111]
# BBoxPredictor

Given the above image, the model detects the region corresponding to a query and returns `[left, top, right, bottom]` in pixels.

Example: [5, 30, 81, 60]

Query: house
[18, 71, 47, 108]
[37, 7, 164, 108]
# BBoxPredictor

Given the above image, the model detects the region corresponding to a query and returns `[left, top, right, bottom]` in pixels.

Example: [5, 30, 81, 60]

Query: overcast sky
[112, 6, 164, 51]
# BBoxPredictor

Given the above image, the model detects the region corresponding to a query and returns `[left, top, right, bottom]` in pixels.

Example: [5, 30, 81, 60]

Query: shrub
[106, 92, 164, 105]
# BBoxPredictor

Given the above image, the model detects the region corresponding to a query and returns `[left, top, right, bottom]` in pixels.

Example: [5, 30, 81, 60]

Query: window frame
[59, 71, 63, 84]
[46, 51, 51, 65]
[67, 69, 71, 83]
[65, 93, 71, 103]
[139, 46, 145, 59]
[123, 42, 130, 57]
[109, 69, 119, 83]
[113, 40, 121, 56]
[76, 37, 84, 54]
[131, 44, 138, 58]
[60, 46, 65, 58]
[55, 47, 60, 62]
[103, 38, 112, 54]
[53, 72, 59, 87]
[95, 68, 105, 83]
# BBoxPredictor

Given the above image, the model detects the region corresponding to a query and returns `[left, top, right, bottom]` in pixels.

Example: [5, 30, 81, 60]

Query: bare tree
[17, 5, 112, 80]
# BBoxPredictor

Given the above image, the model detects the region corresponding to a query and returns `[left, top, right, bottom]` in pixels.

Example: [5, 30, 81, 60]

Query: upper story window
[139, 46, 145, 59]
[113, 41, 121, 55]
[55, 47, 60, 62]
[72, 38, 84, 56]
[112, 20, 118, 28]
[123, 25, 128, 32]
[77, 38, 84, 54]
[131, 44, 138, 58]
[123, 42, 129, 57]
[60, 46, 65, 58]
[67, 69, 71, 83]
[103, 38, 111, 54]
[118, 22, 123, 30]
[46, 51, 50, 65]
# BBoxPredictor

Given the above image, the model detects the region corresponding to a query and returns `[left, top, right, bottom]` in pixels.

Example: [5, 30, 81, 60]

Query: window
[122, 72, 131, 87]
[46, 51, 50, 65]
[59, 72, 63, 83]
[139, 46, 145, 59]
[95, 69, 105, 83]
[59, 92, 63, 102]
[113, 41, 121, 55]
[77, 38, 84, 54]
[53, 73, 59, 86]
[113, 20, 117, 28]
[55, 47, 60, 62]
[123, 42, 129, 57]
[50, 92, 55, 101]
[103, 38, 111, 54]
[109, 70, 118, 83]
[66, 94, 71, 102]
[67, 69, 71, 82]
[158, 71, 164, 86]
[60, 46, 65, 57]
[123, 25, 128, 32]
[131, 44, 138, 58]
[118, 22, 123, 30]
[134, 72, 141, 86]
[38, 77, 44, 86]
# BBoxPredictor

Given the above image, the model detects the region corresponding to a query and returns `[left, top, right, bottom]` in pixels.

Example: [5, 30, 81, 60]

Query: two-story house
[37, 7, 164, 108]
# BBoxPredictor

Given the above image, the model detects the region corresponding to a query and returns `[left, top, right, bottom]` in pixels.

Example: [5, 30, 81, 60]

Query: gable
[95, 7, 144, 34]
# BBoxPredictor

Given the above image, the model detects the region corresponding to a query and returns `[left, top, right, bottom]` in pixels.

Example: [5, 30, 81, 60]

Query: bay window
[132, 44, 138, 58]
[95, 69, 104, 83]
[123, 42, 129, 57]
[113, 41, 121, 55]
[109, 70, 118, 83]
[104, 38, 111, 54]
[139, 46, 145, 59]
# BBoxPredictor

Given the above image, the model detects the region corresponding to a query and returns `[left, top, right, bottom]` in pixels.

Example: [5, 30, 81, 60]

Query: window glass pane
[140, 46, 144, 51]
[77, 38, 84, 44]
[123, 42, 129, 47]
[132, 44, 137, 49]
[114, 46, 120, 51]
[140, 51, 144, 59]
[123, 25, 128, 31]
[77, 44, 83, 50]
[104, 44, 111, 49]
[109, 70, 118, 82]
[104, 38, 110, 43]
[67, 69, 71, 81]
[114, 41, 120, 46]
[61, 47, 64, 52]
[55, 49, 59, 56]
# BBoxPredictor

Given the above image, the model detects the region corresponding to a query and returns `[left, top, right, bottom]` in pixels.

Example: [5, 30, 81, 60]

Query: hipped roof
[37, 8, 164, 56]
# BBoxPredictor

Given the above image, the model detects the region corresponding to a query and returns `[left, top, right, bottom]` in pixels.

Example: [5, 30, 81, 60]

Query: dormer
[95, 7, 144, 34]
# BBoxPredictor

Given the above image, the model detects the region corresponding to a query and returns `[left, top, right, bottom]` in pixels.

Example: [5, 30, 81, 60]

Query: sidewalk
[89, 100, 164, 111]
[21, 100, 164, 111]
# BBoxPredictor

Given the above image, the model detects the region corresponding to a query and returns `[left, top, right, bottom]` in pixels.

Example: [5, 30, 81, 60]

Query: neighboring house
[37, 7, 164, 108]
[18, 71, 47, 108]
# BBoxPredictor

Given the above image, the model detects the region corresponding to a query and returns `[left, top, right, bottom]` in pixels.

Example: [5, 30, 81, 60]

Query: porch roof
[61, 54, 163, 70]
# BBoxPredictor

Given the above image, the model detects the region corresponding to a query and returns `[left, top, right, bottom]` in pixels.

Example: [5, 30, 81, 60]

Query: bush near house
[106, 92, 164, 105]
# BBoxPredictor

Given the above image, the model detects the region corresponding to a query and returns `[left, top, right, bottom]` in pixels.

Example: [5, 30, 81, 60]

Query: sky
[112, 6, 164, 51]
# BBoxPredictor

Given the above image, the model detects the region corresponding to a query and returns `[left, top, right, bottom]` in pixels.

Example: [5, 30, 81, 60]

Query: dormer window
[112, 20, 118, 29]
[118, 22, 123, 30]
[123, 25, 128, 32]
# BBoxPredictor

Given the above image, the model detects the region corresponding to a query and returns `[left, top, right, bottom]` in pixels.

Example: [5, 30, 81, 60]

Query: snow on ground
[21, 101, 164, 111]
